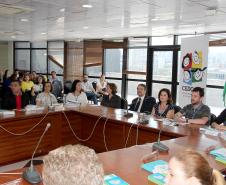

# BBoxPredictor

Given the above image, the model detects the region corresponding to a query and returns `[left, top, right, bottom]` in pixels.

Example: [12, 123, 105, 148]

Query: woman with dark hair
[33, 75, 45, 94]
[66, 80, 88, 105]
[101, 83, 121, 109]
[152, 88, 174, 119]
[36, 82, 57, 107]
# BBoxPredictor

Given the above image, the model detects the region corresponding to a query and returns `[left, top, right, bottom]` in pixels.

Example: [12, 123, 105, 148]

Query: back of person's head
[170, 150, 225, 185]
[42, 144, 104, 185]
[71, 80, 81, 92]
[192, 87, 205, 97]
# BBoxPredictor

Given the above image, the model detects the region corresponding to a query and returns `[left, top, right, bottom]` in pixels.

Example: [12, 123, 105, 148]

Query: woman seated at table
[151, 88, 174, 119]
[101, 83, 121, 109]
[66, 80, 88, 106]
[166, 150, 225, 185]
[211, 108, 226, 131]
[36, 82, 57, 107]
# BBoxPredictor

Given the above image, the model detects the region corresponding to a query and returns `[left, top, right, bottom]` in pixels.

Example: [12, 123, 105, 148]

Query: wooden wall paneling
[84, 40, 103, 67]
[65, 41, 84, 81]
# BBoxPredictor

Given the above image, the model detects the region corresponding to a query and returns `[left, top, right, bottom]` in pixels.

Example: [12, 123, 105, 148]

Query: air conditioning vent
[0, 3, 33, 15]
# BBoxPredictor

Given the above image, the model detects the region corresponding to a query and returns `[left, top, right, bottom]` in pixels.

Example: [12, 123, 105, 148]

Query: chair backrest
[173, 105, 182, 114]
[64, 80, 72, 94]
[92, 81, 97, 91]
[209, 113, 217, 125]
[120, 98, 127, 109]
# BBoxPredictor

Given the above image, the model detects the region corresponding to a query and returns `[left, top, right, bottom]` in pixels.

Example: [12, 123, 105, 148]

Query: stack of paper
[141, 160, 168, 185]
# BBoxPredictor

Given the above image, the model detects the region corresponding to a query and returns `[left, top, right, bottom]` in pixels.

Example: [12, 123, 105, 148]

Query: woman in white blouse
[66, 80, 88, 106]
[96, 74, 107, 95]
[36, 82, 57, 107]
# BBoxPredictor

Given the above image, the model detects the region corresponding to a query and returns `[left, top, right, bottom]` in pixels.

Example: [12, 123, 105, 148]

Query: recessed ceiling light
[57, 17, 65, 23]
[83, 26, 89, 29]
[82, 4, 93, 8]
[60, 8, 65, 12]
[41, 32, 46, 35]
[21, 18, 29, 22]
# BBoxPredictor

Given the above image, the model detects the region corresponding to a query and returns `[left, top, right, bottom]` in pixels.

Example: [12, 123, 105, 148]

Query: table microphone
[152, 129, 169, 152]
[122, 98, 133, 118]
[22, 123, 51, 184]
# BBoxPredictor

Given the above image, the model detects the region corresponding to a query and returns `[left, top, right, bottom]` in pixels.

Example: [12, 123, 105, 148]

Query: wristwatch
[186, 118, 189, 123]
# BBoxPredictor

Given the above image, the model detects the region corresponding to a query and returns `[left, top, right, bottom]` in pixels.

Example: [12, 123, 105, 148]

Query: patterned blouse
[153, 103, 174, 118]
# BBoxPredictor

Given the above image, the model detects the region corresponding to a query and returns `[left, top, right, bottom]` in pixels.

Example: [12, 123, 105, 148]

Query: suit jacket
[129, 96, 156, 113]
[2, 91, 30, 110]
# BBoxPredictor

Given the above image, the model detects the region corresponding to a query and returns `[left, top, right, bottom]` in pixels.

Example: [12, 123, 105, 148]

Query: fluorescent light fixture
[57, 17, 65, 23]
[21, 18, 29, 22]
[41, 32, 46, 35]
[11, 35, 16, 38]
[60, 8, 65, 12]
[82, 4, 93, 8]
[83, 26, 89, 29]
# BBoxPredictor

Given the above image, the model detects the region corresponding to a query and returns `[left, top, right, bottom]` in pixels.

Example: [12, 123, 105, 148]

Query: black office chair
[120, 98, 127, 110]
[92, 81, 97, 92]
[209, 113, 217, 126]
[64, 80, 73, 95]
[173, 105, 182, 114]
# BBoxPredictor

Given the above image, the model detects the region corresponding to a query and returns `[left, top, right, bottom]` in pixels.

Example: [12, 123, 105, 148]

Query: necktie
[134, 98, 141, 111]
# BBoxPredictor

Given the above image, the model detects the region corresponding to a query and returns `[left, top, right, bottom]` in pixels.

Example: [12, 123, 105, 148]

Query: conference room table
[0, 104, 225, 184]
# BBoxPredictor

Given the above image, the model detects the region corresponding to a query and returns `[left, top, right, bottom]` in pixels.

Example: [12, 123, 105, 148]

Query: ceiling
[1, 0, 226, 41]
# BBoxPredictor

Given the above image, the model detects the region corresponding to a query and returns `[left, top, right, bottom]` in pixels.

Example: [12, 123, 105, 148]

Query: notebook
[104, 174, 129, 185]
[148, 173, 166, 185]
[141, 160, 168, 175]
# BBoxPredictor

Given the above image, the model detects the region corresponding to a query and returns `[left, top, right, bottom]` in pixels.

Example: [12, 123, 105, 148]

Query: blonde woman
[166, 150, 225, 185]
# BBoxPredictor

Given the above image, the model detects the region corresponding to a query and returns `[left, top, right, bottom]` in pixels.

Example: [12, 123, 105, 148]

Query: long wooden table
[0, 136, 225, 185]
[0, 105, 191, 166]
[0, 105, 225, 184]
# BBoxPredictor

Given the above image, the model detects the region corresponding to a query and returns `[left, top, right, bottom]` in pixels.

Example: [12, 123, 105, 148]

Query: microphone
[121, 98, 133, 118]
[152, 129, 169, 152]
[23, 123, 51, 184]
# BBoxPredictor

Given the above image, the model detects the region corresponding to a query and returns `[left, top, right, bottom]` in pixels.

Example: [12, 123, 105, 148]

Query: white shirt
[137, 96, 145, 113]
[96, 80, 107, 92]
[66, 92, 88, 106]
[81, 81, 94, 92]
[36, 92, 58, 107]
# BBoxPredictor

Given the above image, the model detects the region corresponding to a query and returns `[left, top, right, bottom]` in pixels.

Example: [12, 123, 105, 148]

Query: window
[207, 47, 226, 86]
[31, 50, 47, 73]
[127, 48, 147, 72]
[48, 41, 64, 75]
[15, 50, 30, 71]
[14, 41, 64, 84]
[104, 49, 123, 78]
[153, 51, 173, 81]
[84, 66, 102, 76]
[206, 87, 225, 109]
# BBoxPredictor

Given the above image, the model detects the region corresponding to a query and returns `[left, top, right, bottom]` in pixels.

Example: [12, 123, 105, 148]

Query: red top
[15, 95, 22, 110]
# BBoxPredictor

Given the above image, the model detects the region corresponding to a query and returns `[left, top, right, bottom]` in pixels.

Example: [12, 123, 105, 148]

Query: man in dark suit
[2, 80, 30, 110]
[129, 84, 156, 113]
